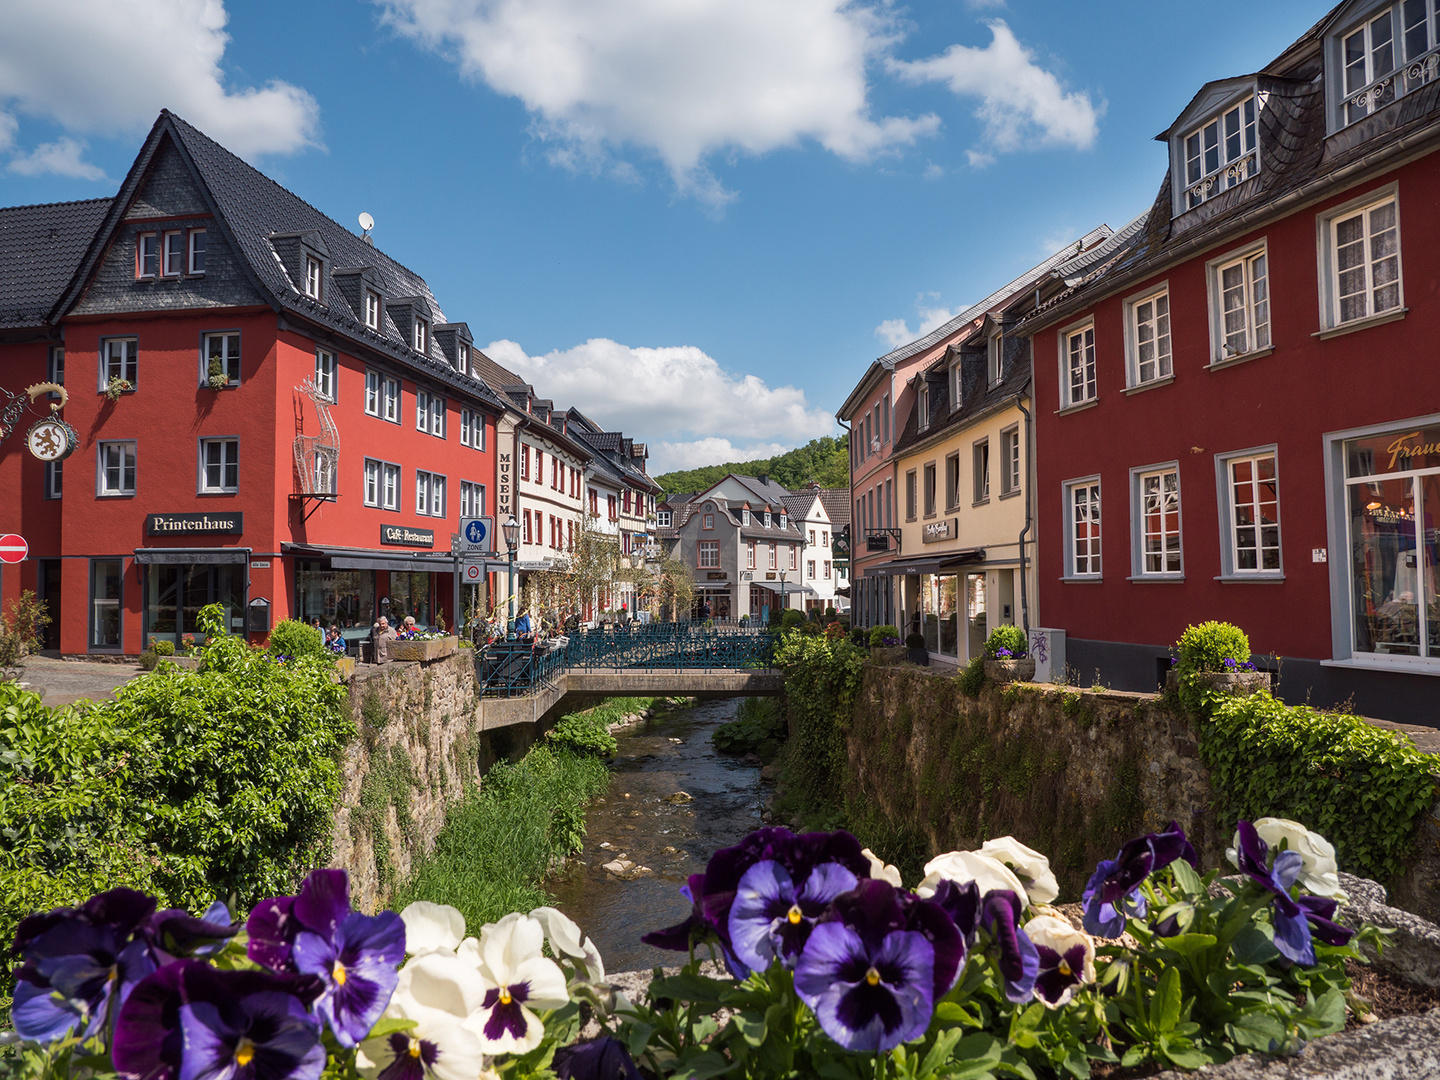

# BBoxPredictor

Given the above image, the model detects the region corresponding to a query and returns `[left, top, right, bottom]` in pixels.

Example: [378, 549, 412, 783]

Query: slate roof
[818, 489, 851, 531]
[0, 198, 111, 329]
[893, 325, 1032, 456]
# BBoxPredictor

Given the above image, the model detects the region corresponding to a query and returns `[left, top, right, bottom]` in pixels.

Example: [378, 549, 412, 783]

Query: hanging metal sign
[25, 417, 78, 462]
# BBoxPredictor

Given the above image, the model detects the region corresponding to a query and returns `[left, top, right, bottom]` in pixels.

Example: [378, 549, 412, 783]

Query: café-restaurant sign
[146, 512, 243, 535]
[381, 524, 435, 548]
[923, 518, 956, 544]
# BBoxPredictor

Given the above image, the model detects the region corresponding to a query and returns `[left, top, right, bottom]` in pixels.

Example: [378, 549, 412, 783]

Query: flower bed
[10, 812, 1412, 1079]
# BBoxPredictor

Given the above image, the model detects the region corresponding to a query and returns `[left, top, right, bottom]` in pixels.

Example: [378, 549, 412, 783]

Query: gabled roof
[0, 198, 111, 329]
[817, 489, 851, 531]
[55, 110, 506, 410]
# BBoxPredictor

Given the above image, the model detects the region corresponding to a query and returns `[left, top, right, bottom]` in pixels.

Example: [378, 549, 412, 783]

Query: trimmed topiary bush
[905, 632, 925, 649]
[867, 624, 900, 647]
[138, 649, 160, 672]
[984, 624, 1027, 658]
[268, 617, 326, 658]
[152, 639, 176, 656]
[1175, 620, 1251, 712]
[781, 609, 805, 631]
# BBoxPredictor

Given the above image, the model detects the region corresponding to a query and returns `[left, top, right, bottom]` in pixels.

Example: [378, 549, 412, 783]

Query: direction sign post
[0, 534, 28, 564]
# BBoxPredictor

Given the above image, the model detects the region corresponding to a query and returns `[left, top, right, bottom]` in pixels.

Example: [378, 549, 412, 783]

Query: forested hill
[654, 435, 849, 496]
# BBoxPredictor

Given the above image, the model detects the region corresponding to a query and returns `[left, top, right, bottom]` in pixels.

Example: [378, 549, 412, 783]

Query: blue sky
[0, 0, 1332, 471]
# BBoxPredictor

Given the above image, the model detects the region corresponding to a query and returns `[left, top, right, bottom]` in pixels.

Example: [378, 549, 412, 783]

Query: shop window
[1320, 190, 1403, 330]
[387, 571, 433, 627]
[1217, 449, 1282, 577]
[199, 438, 239, 493]
[98, 441, 136, 496]
[90, 559, 123, 649]
[295, 560, 375, 630]
[1131, 464, 1183, 577]
[315, 349, 336, 402]
[203, 333, 241, 386]
[188, 229, 206, 274]
[1063, 477, 1101, 578]
[100, 338, 138, 390]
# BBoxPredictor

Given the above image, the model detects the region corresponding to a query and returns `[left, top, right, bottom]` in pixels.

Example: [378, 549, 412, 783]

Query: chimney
[758, 474, 769, 486]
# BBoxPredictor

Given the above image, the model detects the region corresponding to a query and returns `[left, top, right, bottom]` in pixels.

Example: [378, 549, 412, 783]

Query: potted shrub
[905, 631, 929, 666]
[868, 624, 904, 664]
[206, 357, 230, 390]
[983, 624, 1035, 682]
[104, 376, 133, 401]
[1169, 621, 1270, 710]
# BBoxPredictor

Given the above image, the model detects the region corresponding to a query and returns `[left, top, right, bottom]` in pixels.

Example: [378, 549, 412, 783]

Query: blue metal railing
[475, 621, 776, 696]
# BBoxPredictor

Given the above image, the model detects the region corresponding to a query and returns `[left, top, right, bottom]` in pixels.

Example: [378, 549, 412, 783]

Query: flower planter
[333, 656, 355, 681]
[870, 645, 906, 666]
[387, 636, 458, 663]
[1165, 668, 1270, 697]
[984, 657, 1036, 683]
[906, 647, 930, 666]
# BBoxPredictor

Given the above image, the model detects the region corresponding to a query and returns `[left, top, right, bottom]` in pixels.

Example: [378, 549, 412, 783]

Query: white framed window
[314, 349, 336, 401]
[1217, 448, 1282, 577]
[1000, 426, 1021, 496]
[98, 441, 136, 496]
[1339, 7, 1400, 125]
[1060, 322, 1096, 408]
[430, 475, 446, 518]
[364, 458, 382, 507]
[457, 341, 470, 374]
[918, 383, 930, 430]
[789, 545, 798, 571]
[365, 370, 381, 416]
[414, 317, 429, 354]
[1063, 477, 1102, 578]
[305, 256, 323, 299]
[906, 470, 917, 520]
[100, 337, 138, 389]
[48, 345, 64, 388]
[703, 513, 714, 530]
[416, 390, 431, 433]
[780, 512, 788, 530]
[768, 543, 778, 569]
[460, 480, 486, 518]
[203, 333, 241, 386]
[973, 439, 990, 504]
[429, 394, 446, 438]
[415, 471, 445, 517]
[1208, 243, 1271, 361]
[460, 409, 485, 449]
[1320, 191, 1402, 329]
[364, 289, 381, 330]
[137, 233, 157, 278]
[199, 438, 239, 493]
[188, 229, 206, 274]
[950, 364, 963, 411]
[807, 560, 816, 579]
[742, 508, 751, 526]
[657, 510, 672, 528]
[382, 376, 400, 423]
[1126, 287, 1172, 386]
[44, 460, 62, 499]
[747, 541, 756, 569]
[382, 462, 400, 510]
[1181, 95, 1257, 209]
[1131, 464, 1183, 577]
[988, 333, 1003, 386]
[699, 541, 720, 568]
[460, 407, 473, 446]
[163, 231, 184, 276]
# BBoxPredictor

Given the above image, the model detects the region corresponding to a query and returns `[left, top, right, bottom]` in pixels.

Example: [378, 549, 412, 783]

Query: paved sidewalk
[14, 655, 144, 707]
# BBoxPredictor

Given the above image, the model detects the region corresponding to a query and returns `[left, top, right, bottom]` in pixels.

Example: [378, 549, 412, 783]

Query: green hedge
[1200, 689, 1438, 882]
[774, 633, 868, 806]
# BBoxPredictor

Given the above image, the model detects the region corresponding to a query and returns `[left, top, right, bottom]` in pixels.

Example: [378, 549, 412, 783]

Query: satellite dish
[358, 212, 374, 233]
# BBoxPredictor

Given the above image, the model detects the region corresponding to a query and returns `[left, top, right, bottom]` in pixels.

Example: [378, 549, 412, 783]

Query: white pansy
[468, 913, 570, 1055]
[401, 901, 468, 955]
[861, 848, 903, 888]
[1226, 818, 1345, 898]
[1024, 914, 1096, 1009]
[978, 836, 1060, 905]
[529, 906, 606, 980]
[358, 981, 486, 1080]
[397, 950, 489, 1022]
[915, 849, 1029, 906]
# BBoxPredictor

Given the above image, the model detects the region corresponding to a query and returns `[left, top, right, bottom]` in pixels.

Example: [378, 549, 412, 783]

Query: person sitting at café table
[514, 611, 532, 640]
[325, 624, 347, 655]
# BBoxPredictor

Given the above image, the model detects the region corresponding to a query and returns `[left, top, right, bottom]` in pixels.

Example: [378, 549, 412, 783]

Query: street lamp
[503, 515, 520, 631]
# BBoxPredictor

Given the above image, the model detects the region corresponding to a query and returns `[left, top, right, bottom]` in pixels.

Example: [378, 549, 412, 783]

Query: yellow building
[890, 313, 1037, 665]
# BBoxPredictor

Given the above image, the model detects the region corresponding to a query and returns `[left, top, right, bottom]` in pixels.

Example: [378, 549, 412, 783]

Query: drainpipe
[1016, 386, 1033, 634]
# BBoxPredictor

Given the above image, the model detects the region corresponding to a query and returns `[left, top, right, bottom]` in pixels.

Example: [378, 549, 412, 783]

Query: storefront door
[144, 564, 244, 647]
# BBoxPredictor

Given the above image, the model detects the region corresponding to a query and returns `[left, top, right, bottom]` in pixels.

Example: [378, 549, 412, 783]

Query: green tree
[655, 434, 850, 496]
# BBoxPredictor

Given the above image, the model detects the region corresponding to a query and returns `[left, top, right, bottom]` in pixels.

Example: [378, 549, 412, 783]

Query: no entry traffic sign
[0, 534, 28, 564]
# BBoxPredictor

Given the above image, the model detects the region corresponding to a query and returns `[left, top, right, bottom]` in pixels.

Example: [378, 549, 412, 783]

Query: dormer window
[414, 318, 429, 354]
[951, 364, 963, 411]
[364, 289, 381, 330]
[1182, 95, 1256, 209]
[304, 256, 323, 299]
[988, 333, 1003, 386]
[457, 341, 470, 374]
[742, 508, 751, 526]
[1333, 2, 1440, 128]
[763, 511, 772, 528]
[918, 384, 930, 430]
[780, 512, 788, 529]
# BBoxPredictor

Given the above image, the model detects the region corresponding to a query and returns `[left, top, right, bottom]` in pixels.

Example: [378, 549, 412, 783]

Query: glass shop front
[138, 551, 248, 648]
[917, 571, 988, 662]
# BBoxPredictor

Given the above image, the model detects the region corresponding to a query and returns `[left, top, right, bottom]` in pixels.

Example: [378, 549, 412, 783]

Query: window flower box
[387, 635, 458, 662]
[984, 657, 1036, 683]
[104, 377, 133, 401]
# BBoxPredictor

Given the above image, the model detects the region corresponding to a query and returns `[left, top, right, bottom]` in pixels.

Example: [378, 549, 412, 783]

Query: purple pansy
[642, 828, 873, 975]
[553, 1036, 644, 1080]
[1233, 820, 1354, 965]
[1033, 941, 1088, 1006]
[10, 888, 158, 1043]
[977, 891, 1039, 1003]
[1082, 821, 1197, 937]
[823, 879, 966, 1002]
[145, 901, 237, 964]
[794, 880, 940, 1053]
[246, 869, 405, 1047]
[113, 959, 325, 1080]
[728, 859, 858, 973]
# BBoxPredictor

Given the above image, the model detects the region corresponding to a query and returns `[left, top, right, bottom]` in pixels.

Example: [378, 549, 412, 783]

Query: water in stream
[546, 698, 764, 973]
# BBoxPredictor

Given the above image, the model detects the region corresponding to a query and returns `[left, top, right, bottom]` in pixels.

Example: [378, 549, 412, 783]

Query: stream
[546, 698, 764, 973]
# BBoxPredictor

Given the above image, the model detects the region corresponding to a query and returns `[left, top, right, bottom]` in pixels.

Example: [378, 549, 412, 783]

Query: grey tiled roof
[0, 198, 111, 328]
[818, 489, 850, 530]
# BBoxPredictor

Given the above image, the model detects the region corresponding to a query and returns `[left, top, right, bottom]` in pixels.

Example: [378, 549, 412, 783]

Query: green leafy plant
[772, 634, 868, 809]
[868, 623, 900, 647]
[151, 638, 176, 656]
[712, 696, 786, 759]
[958, 655, 987, 698]
[547, 710, 619, 756]
[104, 376, 132, 401]
[0, 590, 50, 672]
[1174, 621, 1251, 712]
[781, 609, 805, 631]
[268, 617, 326, 658]
[137, 649, 161, 672]
[985, 624, 1028, 659]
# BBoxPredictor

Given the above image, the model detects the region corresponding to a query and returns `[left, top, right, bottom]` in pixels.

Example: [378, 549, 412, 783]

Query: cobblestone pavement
[14, 655, 144, 707]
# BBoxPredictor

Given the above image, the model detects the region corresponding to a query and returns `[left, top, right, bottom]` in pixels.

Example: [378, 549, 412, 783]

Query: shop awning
[282, 542, 461, 574]
[694, 580, 731, 590]
[863, 549, 985, 577]
[134, 548, 250, 564]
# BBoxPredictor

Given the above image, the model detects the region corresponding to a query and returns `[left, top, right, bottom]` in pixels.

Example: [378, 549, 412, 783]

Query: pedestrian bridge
[473, 623, 784, 729]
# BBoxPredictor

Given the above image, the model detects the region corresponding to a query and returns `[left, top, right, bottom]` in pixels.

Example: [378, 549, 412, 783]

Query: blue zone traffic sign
[462, 518, 490, 547]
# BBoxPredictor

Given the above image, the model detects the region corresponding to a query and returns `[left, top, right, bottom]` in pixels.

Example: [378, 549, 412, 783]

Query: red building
[0, 111, 507, 654]
[1025, 0, 1440, 722]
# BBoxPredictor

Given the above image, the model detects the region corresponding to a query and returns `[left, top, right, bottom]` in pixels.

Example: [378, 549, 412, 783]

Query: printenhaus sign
[146, 513, 244, 535]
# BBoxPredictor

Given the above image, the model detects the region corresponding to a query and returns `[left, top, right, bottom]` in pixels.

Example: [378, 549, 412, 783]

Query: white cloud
[0, 0, 319, 168]
[7, 137, 108, 180]
[379, 0, 939, 205]
[0, 113, 16, 154]
[652, 438, 791, 474]
[482, 337, 836, 473]
[922, 161, 944, 180]
[892, 20, 1100, 159]
[875, 296, 963, 350]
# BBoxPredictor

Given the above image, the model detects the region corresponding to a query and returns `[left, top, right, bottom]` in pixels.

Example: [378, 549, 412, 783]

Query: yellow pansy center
[865, 966, 881, 987]
[787, 904, 803, 925]
[235, 1038, 256, 1067]
[332, 961, 347, 986]
[499, 987, 512, 1005]
[1058, 958, 1072, 977]
[407, 1038, 423, 1059]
